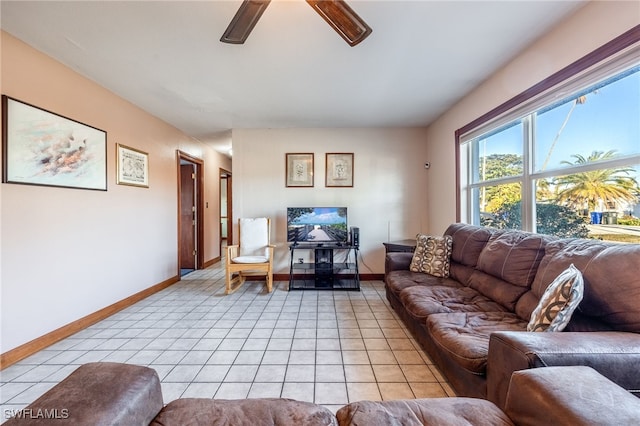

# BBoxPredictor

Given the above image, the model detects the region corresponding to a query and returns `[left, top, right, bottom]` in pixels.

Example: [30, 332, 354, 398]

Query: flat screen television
[287, 207, 348, 244]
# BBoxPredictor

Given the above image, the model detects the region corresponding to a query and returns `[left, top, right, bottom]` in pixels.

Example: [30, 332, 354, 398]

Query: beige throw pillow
[409, 234, 453, 278]
[527, 264, 584, 332]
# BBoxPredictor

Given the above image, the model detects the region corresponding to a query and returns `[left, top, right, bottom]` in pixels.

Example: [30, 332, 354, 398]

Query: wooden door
[220, 169, 232, 252]
[180, 164, 196, 269]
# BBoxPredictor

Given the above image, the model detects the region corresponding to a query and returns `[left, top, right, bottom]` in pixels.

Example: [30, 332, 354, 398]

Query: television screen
[287, 207, 348, 243]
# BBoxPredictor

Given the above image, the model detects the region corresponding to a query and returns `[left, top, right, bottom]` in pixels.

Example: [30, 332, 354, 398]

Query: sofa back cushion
[468, 271, 531, 311]
[445, 223, 495, 268]
[526, 239, 640, 332]
[444, 223, 496, 285]
[470, 230, 549, 310]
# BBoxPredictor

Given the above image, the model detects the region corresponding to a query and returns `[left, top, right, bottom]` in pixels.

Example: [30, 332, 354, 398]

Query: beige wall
[424, 1, 640, 234]
[231, 128, 430, 275]
[0, 32, 230, 353]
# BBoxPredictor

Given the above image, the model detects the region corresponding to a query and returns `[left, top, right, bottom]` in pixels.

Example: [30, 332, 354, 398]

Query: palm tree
[554, 150, 639, 212]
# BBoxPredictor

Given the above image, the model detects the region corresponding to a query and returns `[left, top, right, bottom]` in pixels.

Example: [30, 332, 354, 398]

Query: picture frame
[325, 152, 354, 187]
[116, 143, 149, 188]
[286, 153, 314, 187]
[2, 95, 107, 191]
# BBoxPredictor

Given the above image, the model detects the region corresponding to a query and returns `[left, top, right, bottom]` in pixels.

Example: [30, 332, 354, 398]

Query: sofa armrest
[4, 362, 163, 425]
[487, 331, 640, 410]
[384, 252, 413, 275]
[505, 366, 640, 425]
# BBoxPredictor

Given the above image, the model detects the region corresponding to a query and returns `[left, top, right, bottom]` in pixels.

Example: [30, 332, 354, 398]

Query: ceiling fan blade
[220, 0, 271, 44]
[306, 0, 372, 47]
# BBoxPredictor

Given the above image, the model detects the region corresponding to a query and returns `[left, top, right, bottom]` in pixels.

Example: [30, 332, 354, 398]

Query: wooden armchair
[225, 218, 274, 294]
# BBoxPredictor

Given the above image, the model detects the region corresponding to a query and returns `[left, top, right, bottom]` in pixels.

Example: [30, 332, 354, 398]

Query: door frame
[177, 150, 204, 275]
[220, 168, 232, 252]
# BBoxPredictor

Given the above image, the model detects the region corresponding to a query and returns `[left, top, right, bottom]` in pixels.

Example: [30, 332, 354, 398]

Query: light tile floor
[1, 263, 454, 422]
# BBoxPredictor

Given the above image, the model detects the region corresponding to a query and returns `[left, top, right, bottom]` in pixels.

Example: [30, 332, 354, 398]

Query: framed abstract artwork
[325, 152, 353, 187]
[2, 95, 107, 191]
[116, 143, 149, 188]
[286, 153, 314, 187]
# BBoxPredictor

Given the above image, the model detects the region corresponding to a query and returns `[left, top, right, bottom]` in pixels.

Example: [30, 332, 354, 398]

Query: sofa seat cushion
[386, 270, 461, 298]
[426, 312, 528, 374]
[336, 398, 514, 426]
[151, 398, 337, 426]
[399, 286, 508, 322]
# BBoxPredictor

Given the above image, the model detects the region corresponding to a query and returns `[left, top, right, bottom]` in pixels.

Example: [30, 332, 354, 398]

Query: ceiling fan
[220, 0, 372, 47]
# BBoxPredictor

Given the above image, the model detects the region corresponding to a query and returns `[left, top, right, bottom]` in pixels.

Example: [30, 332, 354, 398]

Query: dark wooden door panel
[180, 164, 195, 269]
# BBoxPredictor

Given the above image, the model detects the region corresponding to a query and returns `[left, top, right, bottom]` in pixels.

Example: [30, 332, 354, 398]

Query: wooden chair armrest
[227, 245, 239, 258]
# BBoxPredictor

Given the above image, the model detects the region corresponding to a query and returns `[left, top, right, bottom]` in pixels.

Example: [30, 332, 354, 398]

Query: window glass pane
[473, 121, 523, 183]
[536, 164, 640, 242]
[535, 178, 591, 238]
[477, 182, 522, 230]
[535, 67, 640, 172]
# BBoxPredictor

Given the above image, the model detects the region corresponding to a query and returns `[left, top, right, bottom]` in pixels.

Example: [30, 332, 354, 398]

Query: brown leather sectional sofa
[385, 223, 640, 408]
[6, 362, 640, 425]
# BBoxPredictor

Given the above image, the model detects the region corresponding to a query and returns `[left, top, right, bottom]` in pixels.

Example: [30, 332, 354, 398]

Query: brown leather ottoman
[3, 362, 163, 425]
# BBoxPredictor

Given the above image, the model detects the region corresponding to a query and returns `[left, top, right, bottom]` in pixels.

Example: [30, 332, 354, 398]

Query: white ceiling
[1, 0, 585, 155]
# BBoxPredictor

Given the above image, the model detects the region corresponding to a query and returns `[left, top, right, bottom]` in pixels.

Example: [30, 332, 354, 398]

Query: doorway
[220, 169, 232, 255]
[177, 151, 204, 276]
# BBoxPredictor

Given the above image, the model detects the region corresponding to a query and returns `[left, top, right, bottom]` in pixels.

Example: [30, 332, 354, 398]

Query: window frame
[456, 26, 640, 226]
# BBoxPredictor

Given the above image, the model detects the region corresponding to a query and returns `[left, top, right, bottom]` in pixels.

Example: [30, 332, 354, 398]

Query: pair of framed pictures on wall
[286, 152, 353, 188]
[2, 95, 149, 190]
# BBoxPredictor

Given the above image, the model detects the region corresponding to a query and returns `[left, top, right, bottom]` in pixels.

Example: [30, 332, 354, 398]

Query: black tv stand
[288, 244, 360, 291]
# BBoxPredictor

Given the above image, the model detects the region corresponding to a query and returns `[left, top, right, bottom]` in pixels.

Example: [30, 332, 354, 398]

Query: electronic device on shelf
[287, 207, 348, 245]
[350, 226, 360, 248]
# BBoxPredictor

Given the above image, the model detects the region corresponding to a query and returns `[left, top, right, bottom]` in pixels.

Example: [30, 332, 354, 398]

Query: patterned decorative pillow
[527, 264, 584, 332]
[409, 234, 453, 278]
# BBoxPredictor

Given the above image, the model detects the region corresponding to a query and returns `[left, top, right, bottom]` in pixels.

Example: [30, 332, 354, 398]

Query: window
[458, 29, 640, 243]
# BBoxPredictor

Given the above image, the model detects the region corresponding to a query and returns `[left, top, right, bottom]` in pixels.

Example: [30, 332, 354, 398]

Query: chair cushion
[232, 255, 269, 264]
[239, 217, 269, 257]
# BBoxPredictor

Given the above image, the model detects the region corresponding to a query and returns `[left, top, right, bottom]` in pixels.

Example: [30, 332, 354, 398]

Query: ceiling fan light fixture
[306, 0, 372, 47]
[220, 0, 271, 44]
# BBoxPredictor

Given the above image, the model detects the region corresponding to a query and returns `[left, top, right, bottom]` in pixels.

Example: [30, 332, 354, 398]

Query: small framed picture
[286, 153, 314, 187]
[326, 153, 353, 187]
[116, 143, 149, 187]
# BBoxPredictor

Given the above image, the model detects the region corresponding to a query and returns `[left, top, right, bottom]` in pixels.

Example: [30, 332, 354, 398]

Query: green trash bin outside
[602, 212, 618, 225]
